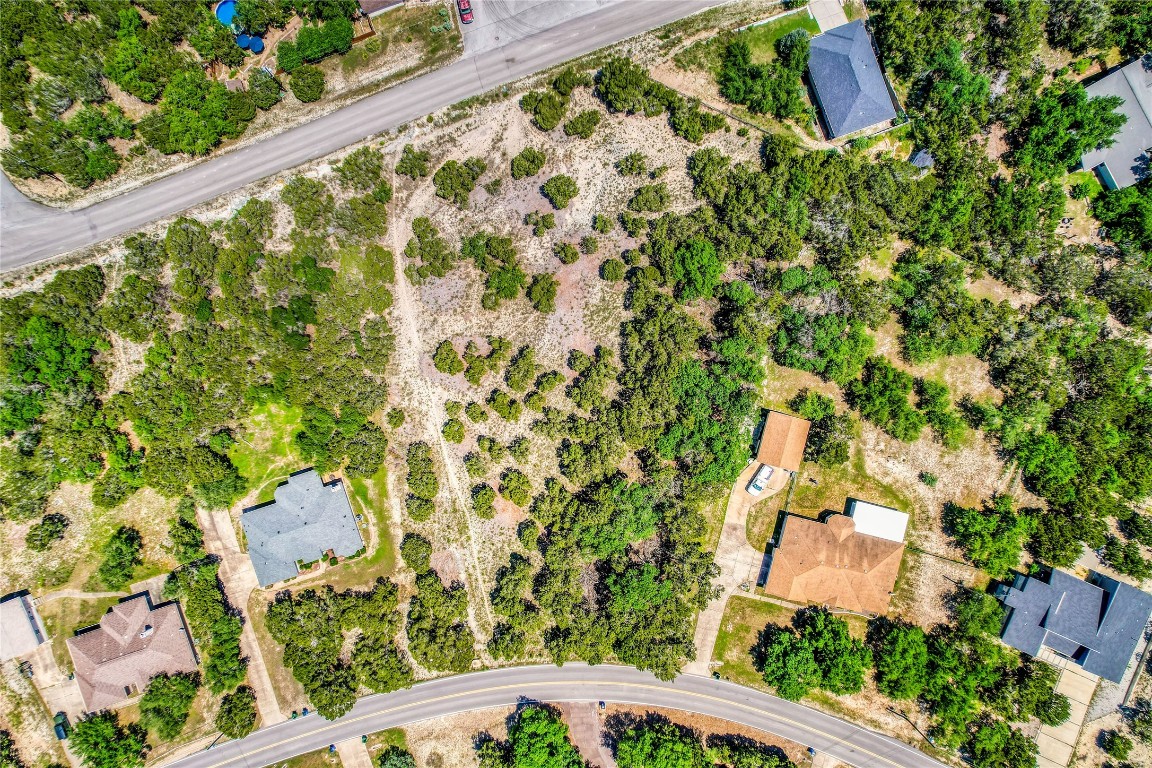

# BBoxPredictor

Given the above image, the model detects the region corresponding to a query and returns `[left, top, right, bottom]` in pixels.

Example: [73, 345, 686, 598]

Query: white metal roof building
[844, 499, 909, 543]
[0, 592, 48, 660]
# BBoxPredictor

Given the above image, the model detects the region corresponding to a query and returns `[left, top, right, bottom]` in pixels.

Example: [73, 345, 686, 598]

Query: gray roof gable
[808, 20, 897, 138]
[1001, 568, 1152, 682]
[241, 469, 363, 587]
[1081, 55, 1152, 189]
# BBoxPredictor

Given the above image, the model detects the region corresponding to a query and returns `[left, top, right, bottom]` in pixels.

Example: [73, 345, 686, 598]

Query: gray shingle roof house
[808, 20, 898, 139]
[997, 567, 1152, 682]
[1080, 55, 1152, 190]
[241, 469, 364, 588]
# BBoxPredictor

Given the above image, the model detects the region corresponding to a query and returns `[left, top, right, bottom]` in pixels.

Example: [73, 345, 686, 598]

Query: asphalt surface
[165, 665, 947, 768]
[0, 0, 717, 271]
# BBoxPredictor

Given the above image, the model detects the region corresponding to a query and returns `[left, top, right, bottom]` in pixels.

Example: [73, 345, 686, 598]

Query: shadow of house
[241, 468, 364, 588]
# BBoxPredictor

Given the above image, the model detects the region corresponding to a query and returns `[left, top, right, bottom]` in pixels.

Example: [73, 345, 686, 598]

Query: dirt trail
[198, 509, 286, 726]
[387, 168, 495, 643]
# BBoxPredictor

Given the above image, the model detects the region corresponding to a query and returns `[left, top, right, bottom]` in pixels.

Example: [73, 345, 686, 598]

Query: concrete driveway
[685, 461, 785, 676]
[462, 0, 618, 55]
[809, 0, 848, 32]
[199, 509, 285, 728]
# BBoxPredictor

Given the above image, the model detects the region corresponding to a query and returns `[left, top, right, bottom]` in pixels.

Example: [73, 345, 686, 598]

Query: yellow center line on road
[195, 680, 922, 768]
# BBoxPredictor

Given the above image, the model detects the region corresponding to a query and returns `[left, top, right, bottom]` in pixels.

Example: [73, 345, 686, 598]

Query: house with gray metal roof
[997, 567, 1152, 682]
[807, 20, 897, 139]
[1080, 55, 1152, 190]
[241, 469, 364, 588]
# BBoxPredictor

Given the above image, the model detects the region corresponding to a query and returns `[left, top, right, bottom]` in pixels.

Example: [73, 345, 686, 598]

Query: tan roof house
[0, 592, 48, 660]
[755, 411, 811, 474]
[764, 502, 909, 615]
[67, 594, 198, 711]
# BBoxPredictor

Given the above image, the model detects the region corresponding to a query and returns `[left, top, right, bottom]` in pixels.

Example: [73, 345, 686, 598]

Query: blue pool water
[215, 0, 236, 26]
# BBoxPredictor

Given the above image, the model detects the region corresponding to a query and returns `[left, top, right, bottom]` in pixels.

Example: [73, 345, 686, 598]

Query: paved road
[165, 665, 947, 768]
[0, 0, 716, 272]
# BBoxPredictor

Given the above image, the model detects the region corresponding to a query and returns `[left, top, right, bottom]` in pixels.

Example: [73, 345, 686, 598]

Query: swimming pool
[215, 0, 236, 26]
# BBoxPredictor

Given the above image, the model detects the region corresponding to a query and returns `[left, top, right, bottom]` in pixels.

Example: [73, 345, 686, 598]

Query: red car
[457, 0, 473, 23]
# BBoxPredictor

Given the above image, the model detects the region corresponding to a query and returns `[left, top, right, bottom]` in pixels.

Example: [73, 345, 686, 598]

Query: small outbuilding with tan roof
[755, 411, 811, 474]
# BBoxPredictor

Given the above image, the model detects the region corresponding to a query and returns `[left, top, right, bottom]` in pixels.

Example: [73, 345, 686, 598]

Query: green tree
[378, 747, 417, 768]
[290, 66, 325, 103]
[433, 158, 487, 207]
[614, 718, 708, 768]
[527, 274, 558, 313]
[97, 526, 143, 590]
[140, 671, 200, 740]
[70, 712, 146, 768]
[628, 183, 669, 212]
[867, 618, 928, 700]
[216, 686, 258, 739]
[511, 147, 546, 179]
[1013, 80, 1125, 179]
[542, 175, 579, 209]
[943, 495, 1033, 578]
[563, 110, 601, 139]
[434, 340, 464, 374]
[396, 144, 430, 178]
[400, 533, 433, 573]
[25, 513, 68, 551]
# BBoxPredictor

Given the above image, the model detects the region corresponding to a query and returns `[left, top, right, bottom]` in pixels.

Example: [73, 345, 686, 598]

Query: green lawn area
[1065, 169, 1103, 199]
[229, 402, 305, 503]
[365, 728, 408, 758]
[270, 748, 342, 768]
[329, 465, 397, 585]
[747, 441, 916, 551]
[740, 13, 821, 64]
[713, 596, 871, 691]
[674, 10, 819, 74]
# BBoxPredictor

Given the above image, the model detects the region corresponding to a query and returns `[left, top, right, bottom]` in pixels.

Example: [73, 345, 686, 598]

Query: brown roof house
[764, 500, 909, 615]
[67, 593, 198, 712]
[755, 411, 811, 474]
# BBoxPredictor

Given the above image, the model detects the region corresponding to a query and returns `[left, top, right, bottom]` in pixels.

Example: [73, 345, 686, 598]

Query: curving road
[0, 0, 717, 272]
[167, 664, 947, 768]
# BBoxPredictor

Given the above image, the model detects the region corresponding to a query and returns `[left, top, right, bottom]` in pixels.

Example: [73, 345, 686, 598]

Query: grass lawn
[372, 2, 460, 64]
[673, 9, 818, 74]
[229, 402, 305, 503]
[365, 728, 408, 757]
[270, 748, 343, 768]
[38, 595, 124, 673]
[1065, 169, 1103, 199]
[327, 465, 397, 586]
[247, 592, 309, 715]
[713, 596, 871, 691]
[741, 13, 821, 64]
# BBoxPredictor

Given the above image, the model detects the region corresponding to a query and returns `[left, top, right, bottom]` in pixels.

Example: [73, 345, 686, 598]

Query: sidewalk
[1035, 649, 1098, 768]
[809, 0, 848, 32]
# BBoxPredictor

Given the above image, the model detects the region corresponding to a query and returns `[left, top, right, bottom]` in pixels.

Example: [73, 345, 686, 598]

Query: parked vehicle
[746, 464, 773, 496]
[457, 0, 473, 23]
[53, 712, 70, 740]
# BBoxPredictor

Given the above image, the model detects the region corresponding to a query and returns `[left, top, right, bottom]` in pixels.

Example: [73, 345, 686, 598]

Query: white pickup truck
[746, 464, 773, 496]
